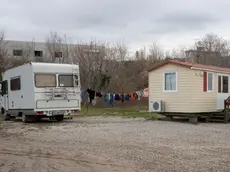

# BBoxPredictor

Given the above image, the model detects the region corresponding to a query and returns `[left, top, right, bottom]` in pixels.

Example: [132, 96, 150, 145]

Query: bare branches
[45, 32, 70, 63]
[72, 39, 132, 92]
[0, 31, 8, 76]
[195, 33, 229, 55]
[148, 42, 164, 62]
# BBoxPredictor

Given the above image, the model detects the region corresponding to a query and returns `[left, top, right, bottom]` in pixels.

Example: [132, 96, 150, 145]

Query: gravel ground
[0, 117, 230, 172]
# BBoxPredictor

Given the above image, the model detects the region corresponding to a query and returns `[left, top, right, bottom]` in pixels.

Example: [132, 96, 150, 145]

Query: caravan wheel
[3, 113, 10, 121]
[22, 114, 28, 123]
[1, 108, 5, 115]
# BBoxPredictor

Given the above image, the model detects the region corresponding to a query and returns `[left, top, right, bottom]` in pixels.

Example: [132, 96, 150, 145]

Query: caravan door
[217, 74, 229, 110]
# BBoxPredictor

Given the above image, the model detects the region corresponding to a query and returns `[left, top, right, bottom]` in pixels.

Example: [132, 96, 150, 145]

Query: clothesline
[81, 87, 149, 106]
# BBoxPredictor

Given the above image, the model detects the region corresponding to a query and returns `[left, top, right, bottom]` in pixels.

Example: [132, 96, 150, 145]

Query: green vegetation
[71, 107, 160, 120]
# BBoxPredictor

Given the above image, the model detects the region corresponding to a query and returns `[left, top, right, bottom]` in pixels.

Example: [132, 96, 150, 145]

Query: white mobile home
[0, 62, 81, 122]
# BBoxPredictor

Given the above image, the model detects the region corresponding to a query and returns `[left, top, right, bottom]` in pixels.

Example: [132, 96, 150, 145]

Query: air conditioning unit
[149, 100, 163, 112]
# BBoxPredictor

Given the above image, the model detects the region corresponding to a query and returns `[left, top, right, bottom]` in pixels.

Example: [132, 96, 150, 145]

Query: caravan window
[10, 77, 21, 91]
[35, 74, 56, 87]
[58, 75, 74, 87]
[58, 75, 78, 87]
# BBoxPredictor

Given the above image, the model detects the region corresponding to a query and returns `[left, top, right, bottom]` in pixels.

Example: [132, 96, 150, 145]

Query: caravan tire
[1, 108, 5, 115]
[22, 114, 28, 123]
[3, 113, 10, 121]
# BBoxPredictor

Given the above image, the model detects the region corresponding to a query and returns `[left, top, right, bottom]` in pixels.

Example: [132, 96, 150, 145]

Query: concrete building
[2, 40, 104, 63]
[185, 47, 230, 68]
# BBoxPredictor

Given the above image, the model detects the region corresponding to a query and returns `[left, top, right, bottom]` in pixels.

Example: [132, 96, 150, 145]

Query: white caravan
[0, 62, 81, 122]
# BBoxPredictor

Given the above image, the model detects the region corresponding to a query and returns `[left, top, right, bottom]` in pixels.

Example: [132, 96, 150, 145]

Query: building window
[10, 77, 21, 91]
[35, 74, 56, 87]
[207, 72, 213, 91]
[34, 50, 43, 57]
[54, 52, 62, 58]
[13, 50, 23, 56]
[164, 72, 177, 92]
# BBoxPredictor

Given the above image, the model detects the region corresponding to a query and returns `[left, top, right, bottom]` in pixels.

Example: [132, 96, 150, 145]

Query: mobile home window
[218, 75, 229, 93]
[58, 75, 75, 87]
[207, 72, 213, 91]
[10, 77, 21, 91]
[35, 74, 56, 87]
[164, 72, 177, 91]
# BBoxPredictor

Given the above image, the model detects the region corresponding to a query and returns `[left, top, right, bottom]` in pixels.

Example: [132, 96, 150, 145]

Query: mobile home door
[217, 74, 229, 110]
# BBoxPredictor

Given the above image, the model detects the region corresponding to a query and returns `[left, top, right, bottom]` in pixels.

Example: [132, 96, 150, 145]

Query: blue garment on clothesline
[81, 89, 88, 101]
[104, 93, 108, 105]
[110, 93, 114, 105]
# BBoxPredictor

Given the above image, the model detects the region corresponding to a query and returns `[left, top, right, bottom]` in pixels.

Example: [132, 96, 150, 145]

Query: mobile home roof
[148, 60, 230, 73]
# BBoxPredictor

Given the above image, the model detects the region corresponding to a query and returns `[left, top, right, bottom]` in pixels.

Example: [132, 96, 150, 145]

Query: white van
[0, 62, 81, 122]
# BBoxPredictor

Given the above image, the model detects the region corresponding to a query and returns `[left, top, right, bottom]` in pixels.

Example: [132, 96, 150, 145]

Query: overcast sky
[0, 0, 229, 53]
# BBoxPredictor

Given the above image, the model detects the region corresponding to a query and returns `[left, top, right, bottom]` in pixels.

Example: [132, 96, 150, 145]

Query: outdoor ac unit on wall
[149, 100, 163, 112]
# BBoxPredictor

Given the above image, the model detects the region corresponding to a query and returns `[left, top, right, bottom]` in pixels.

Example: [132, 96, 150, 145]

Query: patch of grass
[70, 107, 160, 120]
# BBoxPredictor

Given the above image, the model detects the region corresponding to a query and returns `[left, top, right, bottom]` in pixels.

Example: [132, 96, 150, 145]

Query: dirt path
[0, 117, 230, 172]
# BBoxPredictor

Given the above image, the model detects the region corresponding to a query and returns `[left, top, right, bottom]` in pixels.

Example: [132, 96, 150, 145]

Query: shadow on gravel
[157, 116, 228, 124]
[3, 117, 137, 126]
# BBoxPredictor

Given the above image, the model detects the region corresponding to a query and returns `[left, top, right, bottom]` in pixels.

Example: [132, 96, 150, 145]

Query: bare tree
[45, 32, 70, 63]
[195, 33, 229, 55]
[112, 59, 149, 92]
[167, 45, 191, 60]
[72, 39, 131, 92]
[104, 41, 131, 92]
[0, 31, 9, 79]
[148, 42, 164, 63]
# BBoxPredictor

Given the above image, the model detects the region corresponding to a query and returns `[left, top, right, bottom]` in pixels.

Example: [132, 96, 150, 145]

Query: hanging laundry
[134, 92, 139, 100]
[110, 93, 114, 105]
[114, 94, 121, 101]
[106, 93, 110, 104]
[130, 92, 135, 100]
[121, 94, 125, 103]
[81, 89, 88, 101]
[125, 93, 130, 100]
[104, 93, 107, 105]
[96, 92, 102, 97]
[92, 99, 97, 106]
[139, 89, 144, 97]
[87, 88, 95, 103]
[136, 91, 141, 100]
[143, 88, 149, 97]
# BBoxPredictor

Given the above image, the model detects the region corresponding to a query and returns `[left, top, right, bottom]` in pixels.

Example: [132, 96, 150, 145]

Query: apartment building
[2, 40, 104, 63]
[185, 47, 230, 68]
